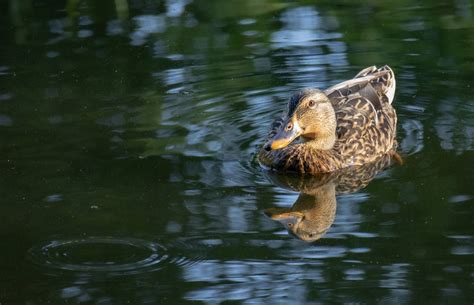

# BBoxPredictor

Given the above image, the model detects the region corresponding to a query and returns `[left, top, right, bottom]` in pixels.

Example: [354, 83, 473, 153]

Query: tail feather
[377, 65, 396, 104]
[325, 65, 396, 104]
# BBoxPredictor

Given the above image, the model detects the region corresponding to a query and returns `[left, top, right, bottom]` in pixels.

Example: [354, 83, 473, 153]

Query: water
[1, 0, 473, 304]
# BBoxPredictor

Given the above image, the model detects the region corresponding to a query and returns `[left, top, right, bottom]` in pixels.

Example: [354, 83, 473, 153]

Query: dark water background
[1, 0, 473, 304]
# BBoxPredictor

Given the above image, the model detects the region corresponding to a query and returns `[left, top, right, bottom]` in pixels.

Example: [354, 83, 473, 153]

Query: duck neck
[304, 133, 336, 150]
[302, 105, 337, 151]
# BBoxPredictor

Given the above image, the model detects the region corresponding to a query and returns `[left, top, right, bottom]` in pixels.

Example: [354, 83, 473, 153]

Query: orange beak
[269, 118, 302, 150]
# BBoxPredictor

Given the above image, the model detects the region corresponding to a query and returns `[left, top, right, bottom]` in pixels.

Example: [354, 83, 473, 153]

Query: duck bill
[270, 119, 302, 150]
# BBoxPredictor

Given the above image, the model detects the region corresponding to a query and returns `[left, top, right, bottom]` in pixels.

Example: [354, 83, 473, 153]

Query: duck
[258, 65, 399, 174]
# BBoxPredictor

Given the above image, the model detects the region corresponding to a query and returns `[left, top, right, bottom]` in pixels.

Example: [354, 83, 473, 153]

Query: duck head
[267, 88, 337, 151]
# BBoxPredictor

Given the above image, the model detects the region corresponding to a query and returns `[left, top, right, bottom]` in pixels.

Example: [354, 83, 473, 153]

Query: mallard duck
[258, 65, 398, 174]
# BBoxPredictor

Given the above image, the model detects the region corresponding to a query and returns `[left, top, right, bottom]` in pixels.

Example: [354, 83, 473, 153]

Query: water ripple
[27, 236, 207, 277]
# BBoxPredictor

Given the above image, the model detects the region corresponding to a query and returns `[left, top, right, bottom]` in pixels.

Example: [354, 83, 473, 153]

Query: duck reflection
[265, 154, 397, 242]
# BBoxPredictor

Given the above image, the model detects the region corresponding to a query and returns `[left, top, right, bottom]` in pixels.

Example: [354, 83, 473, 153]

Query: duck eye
[285, 122, 293, 131]
[308, 100, 316, 108]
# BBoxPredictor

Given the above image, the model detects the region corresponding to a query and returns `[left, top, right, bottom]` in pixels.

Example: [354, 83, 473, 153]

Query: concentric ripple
[28, 237, 171, 276]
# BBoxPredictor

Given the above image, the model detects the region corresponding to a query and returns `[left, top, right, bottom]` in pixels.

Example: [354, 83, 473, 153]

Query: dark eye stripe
[288, 89, 326, 117]
[296, 107, 310, 118]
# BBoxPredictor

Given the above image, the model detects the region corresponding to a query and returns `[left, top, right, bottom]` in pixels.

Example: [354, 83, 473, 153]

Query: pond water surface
[1, 0, 473, 304]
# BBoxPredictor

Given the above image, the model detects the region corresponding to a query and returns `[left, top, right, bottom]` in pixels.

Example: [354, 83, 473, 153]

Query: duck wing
[324, 66, 397, 165]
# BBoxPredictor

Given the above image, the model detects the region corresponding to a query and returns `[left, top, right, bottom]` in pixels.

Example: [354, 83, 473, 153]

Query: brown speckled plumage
[258, 65, 398, 174]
